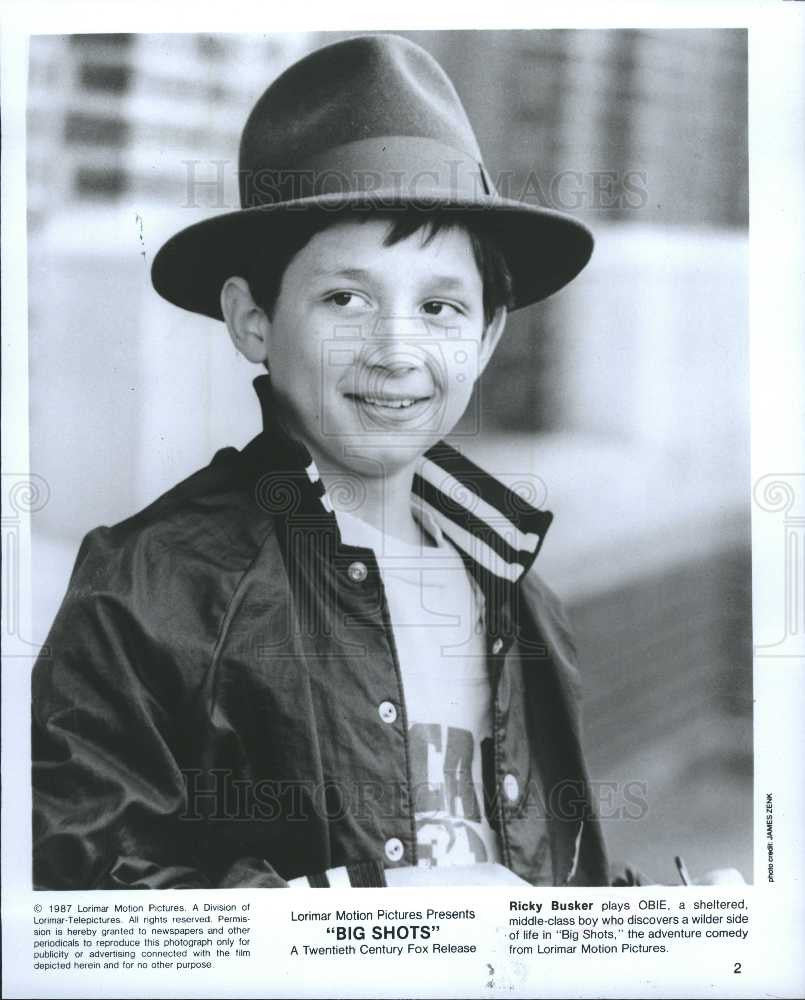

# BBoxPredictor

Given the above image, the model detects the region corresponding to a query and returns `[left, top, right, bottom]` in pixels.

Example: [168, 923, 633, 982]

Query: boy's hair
[246, 211, 514, 330]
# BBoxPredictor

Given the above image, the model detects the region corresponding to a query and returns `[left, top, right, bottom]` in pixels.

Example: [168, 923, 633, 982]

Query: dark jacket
[32, 375, 611, 890]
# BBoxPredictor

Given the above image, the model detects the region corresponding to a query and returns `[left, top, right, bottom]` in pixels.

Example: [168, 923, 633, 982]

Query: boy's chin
[333, 437, 441, 477]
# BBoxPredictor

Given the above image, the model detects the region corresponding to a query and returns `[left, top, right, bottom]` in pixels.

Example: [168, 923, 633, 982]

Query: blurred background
[27, 30, 751, 884]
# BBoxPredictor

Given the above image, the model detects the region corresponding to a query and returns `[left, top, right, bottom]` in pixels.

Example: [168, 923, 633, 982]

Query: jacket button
[491, 637, 504, 655]
[347, 561, 368, 583]
[503, 773, 520, 802]
[384, 837, 404, 862]
[378, 701, 397, 724]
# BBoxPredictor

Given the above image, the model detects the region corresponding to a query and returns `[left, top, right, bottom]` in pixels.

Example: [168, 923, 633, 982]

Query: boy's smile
[224, 217, 506, 483]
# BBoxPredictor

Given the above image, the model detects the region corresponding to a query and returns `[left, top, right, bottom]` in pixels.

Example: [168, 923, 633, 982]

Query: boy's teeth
[358, 396, 417, 409]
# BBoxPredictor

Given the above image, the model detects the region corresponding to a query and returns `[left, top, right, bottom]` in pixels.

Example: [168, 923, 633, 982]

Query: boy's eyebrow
[313, 267, 471, 291]
[312, 267, 373, 282]
[426, 274, 471, 291]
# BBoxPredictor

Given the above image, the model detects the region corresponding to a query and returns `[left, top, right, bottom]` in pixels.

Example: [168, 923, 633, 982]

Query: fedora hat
[151, 33, 593, 318]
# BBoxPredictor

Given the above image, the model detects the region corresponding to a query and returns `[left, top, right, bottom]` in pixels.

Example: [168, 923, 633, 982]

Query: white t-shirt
[336, 502, 501, 869]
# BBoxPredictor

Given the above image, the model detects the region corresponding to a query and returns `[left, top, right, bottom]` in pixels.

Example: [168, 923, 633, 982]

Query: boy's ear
[220, 277, 271, 364]
[476, 307, 508, 378]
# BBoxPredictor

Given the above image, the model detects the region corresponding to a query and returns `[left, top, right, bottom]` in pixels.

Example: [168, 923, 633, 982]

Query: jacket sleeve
[32, 528, 390, 890]
[516, 571, 607, 886]
[31, 528, 295, 890]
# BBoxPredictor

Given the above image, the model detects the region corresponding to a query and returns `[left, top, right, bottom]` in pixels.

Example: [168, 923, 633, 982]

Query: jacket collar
[250, 374, 552, 589]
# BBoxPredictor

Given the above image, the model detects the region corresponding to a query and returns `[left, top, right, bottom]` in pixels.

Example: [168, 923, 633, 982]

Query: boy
[32, 33, 611, 889]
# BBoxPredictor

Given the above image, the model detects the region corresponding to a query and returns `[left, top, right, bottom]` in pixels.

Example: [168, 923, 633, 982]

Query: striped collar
[251, 374, 552, 589]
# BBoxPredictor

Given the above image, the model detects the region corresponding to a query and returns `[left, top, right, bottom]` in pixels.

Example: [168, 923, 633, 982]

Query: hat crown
[238, 34, 483, 206]
[152, 34, 594, 319]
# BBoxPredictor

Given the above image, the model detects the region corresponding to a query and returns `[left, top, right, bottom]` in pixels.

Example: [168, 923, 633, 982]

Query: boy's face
[225, 218, 505, 482]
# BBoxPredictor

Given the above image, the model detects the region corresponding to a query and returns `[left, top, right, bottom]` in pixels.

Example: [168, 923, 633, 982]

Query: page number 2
[734, 962, 742, 974]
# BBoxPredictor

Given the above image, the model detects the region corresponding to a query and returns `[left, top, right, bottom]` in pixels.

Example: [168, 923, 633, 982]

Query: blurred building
[28, 34, 313, 224]
[27, 31, 752, 883]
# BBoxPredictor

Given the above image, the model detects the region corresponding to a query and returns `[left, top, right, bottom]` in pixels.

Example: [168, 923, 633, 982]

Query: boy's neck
[309, 452, 430, 549]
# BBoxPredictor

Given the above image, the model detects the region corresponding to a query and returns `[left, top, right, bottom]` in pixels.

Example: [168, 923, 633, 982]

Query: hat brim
[151, 193, 593, 319]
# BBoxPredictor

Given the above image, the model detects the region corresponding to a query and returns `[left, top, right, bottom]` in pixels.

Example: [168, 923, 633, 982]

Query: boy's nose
[359, 352, 429, 395]
[371, 315, 431, 344]
[361, 315, 432, 373]
[366, 353, 420, 375]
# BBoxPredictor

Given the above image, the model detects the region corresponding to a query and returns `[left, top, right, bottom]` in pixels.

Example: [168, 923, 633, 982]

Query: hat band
[239, 135, 498, 208]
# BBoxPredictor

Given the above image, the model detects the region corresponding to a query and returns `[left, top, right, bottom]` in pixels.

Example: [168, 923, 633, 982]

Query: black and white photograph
[2, 7, 804, 1000]
[26, 27, 752, 891]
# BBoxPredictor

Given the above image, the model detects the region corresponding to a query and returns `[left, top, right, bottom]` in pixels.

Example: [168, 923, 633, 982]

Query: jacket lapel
[249, 373, 554, 598]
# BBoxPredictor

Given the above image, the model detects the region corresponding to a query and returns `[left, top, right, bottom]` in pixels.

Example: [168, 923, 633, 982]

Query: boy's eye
[325, 291, 365, 309]
[422, 300, 462, 318]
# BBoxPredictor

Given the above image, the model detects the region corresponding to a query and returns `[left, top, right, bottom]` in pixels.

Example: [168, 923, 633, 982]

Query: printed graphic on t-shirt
[409, 723, 500, 867]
